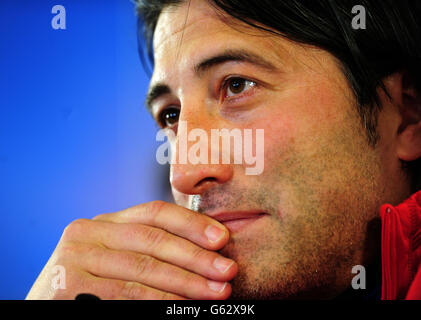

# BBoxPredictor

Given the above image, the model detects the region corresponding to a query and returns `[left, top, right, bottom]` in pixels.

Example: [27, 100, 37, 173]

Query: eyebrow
[145, 84, 171, 113]
[145, 49, 278, 112]
[195, 49, 277, 75]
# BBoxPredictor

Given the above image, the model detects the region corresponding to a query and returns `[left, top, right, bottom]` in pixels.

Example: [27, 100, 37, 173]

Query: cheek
[251, 79, 362, 198]
[264, 80, 354, 151]
[306, 83, 352, 126]
[252, 110, 298, 157]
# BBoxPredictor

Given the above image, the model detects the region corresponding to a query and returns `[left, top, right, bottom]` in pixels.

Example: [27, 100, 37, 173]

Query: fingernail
[208, 280, 227, 293]
[205, 225, 225, 243]
[213, 257, 234, 274]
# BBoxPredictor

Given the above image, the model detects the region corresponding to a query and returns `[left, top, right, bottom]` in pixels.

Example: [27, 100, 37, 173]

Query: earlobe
[397, 121, 421, 161]
[394, 72, 421, 162]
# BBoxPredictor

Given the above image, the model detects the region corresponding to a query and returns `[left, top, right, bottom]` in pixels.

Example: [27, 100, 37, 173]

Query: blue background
[0, 0, 170, 299]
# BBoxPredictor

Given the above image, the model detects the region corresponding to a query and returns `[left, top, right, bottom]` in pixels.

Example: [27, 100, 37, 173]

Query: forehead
[151, 0, 293, 83]
[153, 1, 233, 83]
[153, 1, 226, 54]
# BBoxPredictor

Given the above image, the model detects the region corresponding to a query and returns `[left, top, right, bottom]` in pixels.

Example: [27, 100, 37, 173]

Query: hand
[26, 201, 238, 300]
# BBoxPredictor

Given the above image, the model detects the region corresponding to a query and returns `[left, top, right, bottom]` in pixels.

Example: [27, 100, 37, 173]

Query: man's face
[148, 0, 407, 298]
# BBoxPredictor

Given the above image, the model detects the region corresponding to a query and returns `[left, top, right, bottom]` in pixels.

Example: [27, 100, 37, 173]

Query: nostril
[171, 164, 233, 195]
[194, 177, 217, 189]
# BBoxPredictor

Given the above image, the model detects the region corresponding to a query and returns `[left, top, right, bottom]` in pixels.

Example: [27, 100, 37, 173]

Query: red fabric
[380, 190, 421, 300]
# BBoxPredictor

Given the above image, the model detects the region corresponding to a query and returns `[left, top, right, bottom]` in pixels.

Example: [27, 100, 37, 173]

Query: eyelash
[220, 76, 258, 102]
[156, 76, 258, 128]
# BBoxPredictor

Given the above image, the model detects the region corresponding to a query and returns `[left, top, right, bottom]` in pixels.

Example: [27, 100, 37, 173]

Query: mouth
[211, 211, 268, 232]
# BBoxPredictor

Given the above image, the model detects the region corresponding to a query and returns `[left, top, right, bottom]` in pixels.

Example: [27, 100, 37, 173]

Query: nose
[169, 92, 234, 195]
[169, 118, 234, 195]
[170, 163, 233, 195]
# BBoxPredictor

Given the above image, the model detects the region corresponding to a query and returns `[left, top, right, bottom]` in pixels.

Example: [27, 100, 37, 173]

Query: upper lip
[210, 210, 267, 222]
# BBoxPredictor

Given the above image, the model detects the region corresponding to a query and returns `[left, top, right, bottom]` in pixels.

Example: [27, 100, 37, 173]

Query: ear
[384, 72, 421, 162]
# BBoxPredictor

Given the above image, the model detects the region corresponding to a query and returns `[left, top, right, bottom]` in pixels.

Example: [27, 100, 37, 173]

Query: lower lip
[222, 214, 266, 232]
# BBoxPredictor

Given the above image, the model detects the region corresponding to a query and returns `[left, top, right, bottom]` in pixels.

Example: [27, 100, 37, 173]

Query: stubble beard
[188, 121, 386, 299]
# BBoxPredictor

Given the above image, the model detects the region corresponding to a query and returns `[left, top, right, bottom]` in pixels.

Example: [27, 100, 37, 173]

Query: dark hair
[136, 0, 421, 192]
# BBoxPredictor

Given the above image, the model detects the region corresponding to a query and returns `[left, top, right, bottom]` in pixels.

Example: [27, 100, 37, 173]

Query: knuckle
[144, 200, 167, 222]
[56, 242, 100, 268]
[57, 241, 79, 259]
[132, 254, 156, 280]
[190, 247, 209, 265]
[61, 219, 90, 240]
[120, 281, 146, 299]
[143, 227, 166, 250]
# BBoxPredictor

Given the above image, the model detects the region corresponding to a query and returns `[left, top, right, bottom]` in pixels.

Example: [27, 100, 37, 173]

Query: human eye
[222, 77, 257, 99]
[157, 106, 180, 128]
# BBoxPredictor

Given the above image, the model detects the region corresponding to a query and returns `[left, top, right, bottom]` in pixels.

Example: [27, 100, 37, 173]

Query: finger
[93, 201, 229, 250]
[62, 221, 237, 281]
[64, 243, 232, 300]
[66, 269, 188, 300]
